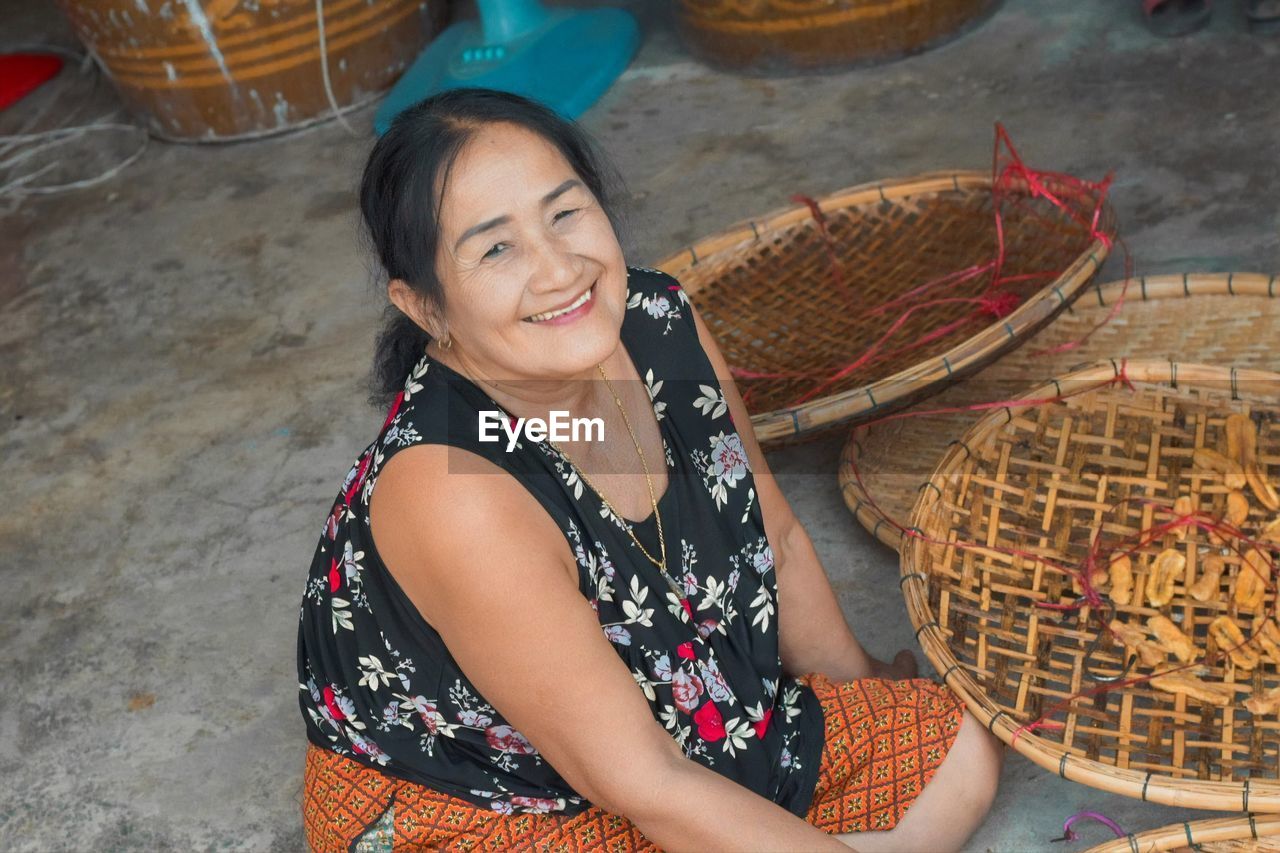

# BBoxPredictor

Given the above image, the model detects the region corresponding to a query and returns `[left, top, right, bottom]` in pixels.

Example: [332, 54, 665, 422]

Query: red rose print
[328, 557, 341, 593]
[680, 598, 694, 619]
[676, 642, 695, 661]
[323, 685, 345, 722]
[693, 701, 725, 741]
[752, 707, 772, 740]
[671, 671, 705, 714]
[485, 724, 535, 754]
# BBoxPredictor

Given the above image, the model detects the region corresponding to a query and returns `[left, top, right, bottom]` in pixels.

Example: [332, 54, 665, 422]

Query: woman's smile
[522, 279, 597, 325]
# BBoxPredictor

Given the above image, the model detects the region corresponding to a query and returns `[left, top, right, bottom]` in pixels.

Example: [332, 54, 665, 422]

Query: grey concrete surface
[3, 0, 1279, 849]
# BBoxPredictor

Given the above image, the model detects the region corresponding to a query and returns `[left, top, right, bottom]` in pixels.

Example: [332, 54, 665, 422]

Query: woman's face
[427, 121, 628, 381]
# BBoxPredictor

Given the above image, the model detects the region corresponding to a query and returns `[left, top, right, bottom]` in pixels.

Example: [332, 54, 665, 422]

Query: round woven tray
[655, 170, 1113, 445]
[904, 360, 1280, 811]
[842, 273, 1280, 548]
[675, 0, 1001, 73]
[1084, 815, 1280, 852]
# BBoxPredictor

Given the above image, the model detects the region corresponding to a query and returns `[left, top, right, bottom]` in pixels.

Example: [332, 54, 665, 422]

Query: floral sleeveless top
[297, 266, 825, 818]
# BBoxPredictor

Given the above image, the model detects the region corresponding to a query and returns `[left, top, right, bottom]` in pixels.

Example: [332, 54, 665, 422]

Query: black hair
[358, 87, 630, 407]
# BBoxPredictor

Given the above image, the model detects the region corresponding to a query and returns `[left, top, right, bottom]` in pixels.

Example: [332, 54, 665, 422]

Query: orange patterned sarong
[302, 672, 964, 851]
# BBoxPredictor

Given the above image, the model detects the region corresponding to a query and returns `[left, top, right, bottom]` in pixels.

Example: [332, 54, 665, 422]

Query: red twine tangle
[757, 124, 1116, 412]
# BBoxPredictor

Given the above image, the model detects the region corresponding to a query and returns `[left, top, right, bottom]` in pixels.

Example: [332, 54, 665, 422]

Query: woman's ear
[388, 279, 445, 340]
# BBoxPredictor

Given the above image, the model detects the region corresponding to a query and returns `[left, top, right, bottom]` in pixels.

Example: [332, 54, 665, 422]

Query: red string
[749, 125, 1116, 411]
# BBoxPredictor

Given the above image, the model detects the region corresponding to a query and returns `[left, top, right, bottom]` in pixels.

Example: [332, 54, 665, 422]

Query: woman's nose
[530, 232, 583, 289]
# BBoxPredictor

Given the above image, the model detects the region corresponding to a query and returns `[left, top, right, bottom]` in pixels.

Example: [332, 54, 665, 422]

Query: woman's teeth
[525, 284, 593, 323]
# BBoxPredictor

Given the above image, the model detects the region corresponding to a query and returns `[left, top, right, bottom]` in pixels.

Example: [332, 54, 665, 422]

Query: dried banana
[1246, 685, 1280, 716]
[1236, 547, 1275, 613]
[1071, 564, 1110, 596]
[1195, 447, 1248, 490]
[1146, 548, 1185, 608]
[1255, 620, 1280, 667]
[1171, 495, 1194, 540]
[1226, 490, 1250, 528]
[1263, 516, 1280, 544]
[1110, 554, 1134, 605]
[1147, 615, 1197, 663]
[1189, 554, 1225, 602]
[1246, 462, 1280, 512]
[1209, 615, 1260, 670]
[1149, 666, 1238, 706]
[1108, 619, 1164, 667]
[1226, 413, 1258, 466]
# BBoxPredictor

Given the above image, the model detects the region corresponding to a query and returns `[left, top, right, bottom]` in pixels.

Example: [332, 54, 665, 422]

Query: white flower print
[357, 655, 396, 690]
[693, 384, 729, 419]
[710, 431, 749, 485]
[691, 431, 751, 510]
[459, 709, 494, 728]
[403, 359, 427, 399]
[644, 369, 667, 421]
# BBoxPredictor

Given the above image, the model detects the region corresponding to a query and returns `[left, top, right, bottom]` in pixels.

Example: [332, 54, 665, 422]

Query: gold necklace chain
[549, 363, 668, 575]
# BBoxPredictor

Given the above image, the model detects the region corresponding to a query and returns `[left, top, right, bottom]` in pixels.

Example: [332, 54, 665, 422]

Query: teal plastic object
[373, 0, 639, 135]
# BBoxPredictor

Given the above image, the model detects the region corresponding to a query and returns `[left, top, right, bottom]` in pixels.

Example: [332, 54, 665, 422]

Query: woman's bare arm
[683, 299, 878, 683]
[369, 443, 851, 852]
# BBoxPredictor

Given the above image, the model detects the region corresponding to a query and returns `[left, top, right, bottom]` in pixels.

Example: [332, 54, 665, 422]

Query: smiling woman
[296, 88, 1001, 852]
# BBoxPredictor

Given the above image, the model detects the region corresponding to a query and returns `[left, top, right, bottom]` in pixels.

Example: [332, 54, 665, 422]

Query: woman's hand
[868, 649, 919, 681]
[370, 442, 850, 852]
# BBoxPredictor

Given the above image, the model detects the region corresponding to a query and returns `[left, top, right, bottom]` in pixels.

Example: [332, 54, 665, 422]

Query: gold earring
[439, 335, 452, 350]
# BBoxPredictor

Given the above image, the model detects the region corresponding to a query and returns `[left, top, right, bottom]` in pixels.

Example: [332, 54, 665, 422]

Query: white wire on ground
[315, 0, 361, 137]
[0, 43, 148, 206]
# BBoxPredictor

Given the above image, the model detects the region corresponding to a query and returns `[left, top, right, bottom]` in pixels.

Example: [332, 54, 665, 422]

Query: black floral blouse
[297, 265, 826, 818]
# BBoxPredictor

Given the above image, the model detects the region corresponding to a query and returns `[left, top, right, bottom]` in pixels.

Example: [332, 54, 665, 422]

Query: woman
[297, 87, 1002, 852]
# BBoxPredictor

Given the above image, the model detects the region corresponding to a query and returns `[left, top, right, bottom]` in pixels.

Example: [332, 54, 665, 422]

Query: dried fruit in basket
[1188, 554, 1225, 602]
[1226, 490, 1250, 528]
[1172, 495, 1194, 540]
[1225, 413, 1257, 466]
[1255, 620, 1280, 667]
[1147, 615, 1197, 663]
[1209, 616, 1260, 670]
[1150, 666, 1239, 706]
[1146, 548, 1185, 608]
[1235, 547, 1272, 612]
[1108, 619, 1165, 667]
[1195, 448, 1248, 490]
[1246, 685, 1280, 716]
[1246, 462, 1280, 511]
[1109, 554, 1134, 605]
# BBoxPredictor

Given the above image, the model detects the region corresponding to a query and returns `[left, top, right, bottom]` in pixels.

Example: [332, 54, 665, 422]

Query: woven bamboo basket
[842, 273, 1280, 549]
[1084, 814, 1280, 852]
[654, 170, 1113, 445]
[676, 0, 1001, 73]
[904, 360, 1280, 811]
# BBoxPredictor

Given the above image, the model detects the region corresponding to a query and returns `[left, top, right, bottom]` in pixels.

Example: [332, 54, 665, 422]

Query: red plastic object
[0, 53, 64, 111]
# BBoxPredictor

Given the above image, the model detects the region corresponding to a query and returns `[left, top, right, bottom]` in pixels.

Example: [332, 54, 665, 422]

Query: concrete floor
[3, 0, 1280, 849]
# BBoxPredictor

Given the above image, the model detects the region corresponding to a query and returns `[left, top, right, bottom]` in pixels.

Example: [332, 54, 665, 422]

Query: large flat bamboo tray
[1085, 814, 1280, 852]
[842, 273, 1280, 548]
[904, 361, 1280, 811]
[655, 170, 1113, 445]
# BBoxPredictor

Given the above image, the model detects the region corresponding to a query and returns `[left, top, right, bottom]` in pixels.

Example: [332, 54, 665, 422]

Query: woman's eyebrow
[454, 216, 509, 252]
[541, 178, 582, 206]
[453, 179, 584, 251]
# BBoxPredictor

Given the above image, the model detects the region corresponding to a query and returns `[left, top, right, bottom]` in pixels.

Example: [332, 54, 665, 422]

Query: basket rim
[902, 359, 1280, 813]
[1083, 814, 1280, 853]
[842, 271, 1280, 550]
[653, 170, 1114, 442]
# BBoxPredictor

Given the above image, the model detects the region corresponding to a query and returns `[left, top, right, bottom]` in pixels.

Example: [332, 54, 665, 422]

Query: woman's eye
[553, 208, 580, 223]
[482, 242, 509, 260]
